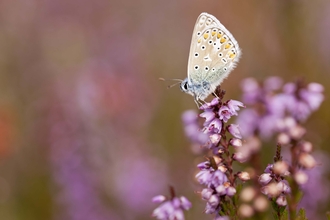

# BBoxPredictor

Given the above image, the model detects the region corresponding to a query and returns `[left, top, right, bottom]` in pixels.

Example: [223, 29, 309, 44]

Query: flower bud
[218, 165, 227, 173]
[201, 188, 214, 200]
[261, 182, 281, 197]
[213, 156, 222, 165]
[230, 138, 242, 148]
[277, 133, 291, 145]
[240, 187, 256, 202]
[152, 195, 166, 203]
[210, 134, 221, 145]
[288, 125, 306, 140]
[215, 184, 226, 195]
[238, 171, 251, 181]
[276, 195, 287, 206]
[227, 187, 237, 196]
[277, 181, 291, 194]
[238, 204, 254, 218]
[273, 161, 289, 175]
[227, 124, 242, 139]
[299, 153, 316, 169]
[233, 152, 248, 163]
[208, 194, 220, 207]
[294, 171, 308, 185]
[299, 141, 313, 153]
[258, 173, 272, 185]
[253, 196, 269, 212]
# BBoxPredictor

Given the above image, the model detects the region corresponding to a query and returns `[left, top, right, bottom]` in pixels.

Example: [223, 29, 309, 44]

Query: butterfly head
[180, 78, 194, 96]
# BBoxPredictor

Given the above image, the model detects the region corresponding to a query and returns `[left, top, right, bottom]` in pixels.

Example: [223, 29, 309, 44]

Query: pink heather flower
[226, 100, 245, 116]
[182, 110, 209, 145]
[205, 202, 217, 214]
[218, 106, 232, 122]
[230, 138, 242, 148]
[196, 163, 228, 188]
[227, 124, 242, 139]
[206, 118, 222, 134]
[258, 173, 272, 185]
[182, 110, 198, 124]
[180, 197, 192, 210]
[200, 98, 220, 110]
[201, 188, 214, 200]
[211, 170, 229, 188]
[152, 195, 166, 203]
[215, 184, 236, 196]
[276, 195, 287, 206]
[241, 78, 260, 104]
[152, 196, 191, 220]
[208, 194, 220, 207]
[300, 83, 324, 111]
[200, 110, 216, 125]
[215, 215, 230, 220]
[197, 161, 211, 170]
[196, 170, 214, 186]
[282, 82, 324, 121]
[264, 76, 283, 91]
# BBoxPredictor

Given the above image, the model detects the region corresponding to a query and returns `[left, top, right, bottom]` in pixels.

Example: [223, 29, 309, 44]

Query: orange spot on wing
[224, 44, 230, 49]
[220, 37, 226, 44]
[203, 33, 209, 39]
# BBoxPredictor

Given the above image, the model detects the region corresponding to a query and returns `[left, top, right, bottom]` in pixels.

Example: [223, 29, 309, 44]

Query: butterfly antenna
[159, 78, 183, 89]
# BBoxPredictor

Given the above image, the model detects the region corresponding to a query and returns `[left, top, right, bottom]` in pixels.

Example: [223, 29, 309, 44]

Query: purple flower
[182, 110, 209, 145]
[215, 184, 236, 196]
[226, 100, 245, 116]
[200, 98, 220, 110]
[282, 82, 324, 121]
[206, 118, 222, 134]
[196, 162, 228, 188]
[152, 196, 191, 220]
[200, 110, 216, 125]
[218, 106, 232, 122]
[227, 124, 242, 139]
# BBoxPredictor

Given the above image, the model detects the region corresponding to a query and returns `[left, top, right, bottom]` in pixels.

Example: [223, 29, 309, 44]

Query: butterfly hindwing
[187, 12, 241, 100]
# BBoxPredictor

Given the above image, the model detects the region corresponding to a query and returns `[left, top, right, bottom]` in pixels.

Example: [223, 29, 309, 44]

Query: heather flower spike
[152, 186, 191, 220]
[156, 76, 324, 219]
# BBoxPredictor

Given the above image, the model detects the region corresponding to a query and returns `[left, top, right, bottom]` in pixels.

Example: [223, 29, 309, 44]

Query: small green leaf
[296, 208, 307, 220]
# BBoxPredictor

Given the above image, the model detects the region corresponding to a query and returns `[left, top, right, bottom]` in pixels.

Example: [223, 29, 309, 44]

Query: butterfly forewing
[187, 12, 241, 99]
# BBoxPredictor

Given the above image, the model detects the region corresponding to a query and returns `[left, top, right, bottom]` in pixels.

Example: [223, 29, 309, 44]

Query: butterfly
[180, 12, 241, 106]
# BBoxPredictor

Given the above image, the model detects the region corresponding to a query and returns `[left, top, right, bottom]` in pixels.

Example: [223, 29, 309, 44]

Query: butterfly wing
[187, 12, 241, 99]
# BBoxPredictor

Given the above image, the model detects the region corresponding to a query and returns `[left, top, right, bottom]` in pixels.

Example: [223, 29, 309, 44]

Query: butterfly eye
[184, 82, 188, 90]
[194, 65, 199, 70]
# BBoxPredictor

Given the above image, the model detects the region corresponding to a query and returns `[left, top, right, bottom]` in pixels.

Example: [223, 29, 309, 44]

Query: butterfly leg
[194, 95, 204, 108]
[194, 99, 200, 108]
[212, 92, 220, 100]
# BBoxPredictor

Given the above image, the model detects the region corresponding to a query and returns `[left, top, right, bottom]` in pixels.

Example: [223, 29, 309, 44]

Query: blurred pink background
[0, 0, 329, 219]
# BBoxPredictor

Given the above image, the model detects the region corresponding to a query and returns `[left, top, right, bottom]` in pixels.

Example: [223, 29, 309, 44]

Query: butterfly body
[181, 12, 241, 103]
